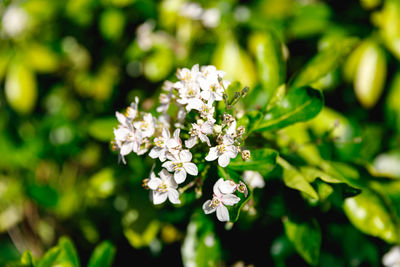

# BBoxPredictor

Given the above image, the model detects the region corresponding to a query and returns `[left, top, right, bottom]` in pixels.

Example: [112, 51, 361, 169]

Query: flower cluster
[112, 64, 250, 222]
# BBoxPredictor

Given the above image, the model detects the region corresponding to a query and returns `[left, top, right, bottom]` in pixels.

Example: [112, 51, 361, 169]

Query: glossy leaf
[291, 37, 358, 88]
[58, 236, 80, 267]
[87, 241, 116, 267]
[385, 71, 400, 132]
[283, 216, 321, 266]
[228, 148, 278, 175]
[278, 157, 319, 200]
[344, 190, 399, 243]
[254, 86, 324, 132]
[181, 214, 222, 267]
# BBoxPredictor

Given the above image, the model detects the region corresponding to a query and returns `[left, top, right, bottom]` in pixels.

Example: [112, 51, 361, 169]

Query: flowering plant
[113, 64, 252, 222]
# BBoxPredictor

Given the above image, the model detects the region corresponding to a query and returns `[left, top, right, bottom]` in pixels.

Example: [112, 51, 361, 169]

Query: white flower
[202, 178, 240, 222]
[383, 246, 400, 267]
[2, 6, 29, 38]
[134, 113, 155, 138]
[162, 150, 198, 184]
[205, 135, 238, 167]
[147, 169, 180, 205]
[166, 128, 183, 153]
[185, 120, 214, 148]
[126, 97, 139, 120]
[243, 171, 265, 189]
[186, 99, 215, 122]
[149, 128, 171, 162]
[179, 2, 203, 20]
[199, 71, 229, 104]
[201, 8, 221, 28]
[113, 125, 142, 158]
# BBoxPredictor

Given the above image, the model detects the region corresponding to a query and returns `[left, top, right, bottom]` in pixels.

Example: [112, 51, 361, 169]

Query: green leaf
[291, 37, 358, 88]
[385, 71, 400, 132]
[181, 213, 222, 267]
[88, 117, 118, 142]
[248, 31, 286, 108]
[58, 236, 80, 267]
[253, 86, 324, 132]
[20, 250, 35, 266]
[38, 247, 61, 267]
[343, 190, 399, 243]
[27, 184, 59, 208]
[87, 241, 116, 267]
[283, 216, 321, 266]
[277, 157, 319, 200]
[228, 148, 278, 175]
[300, 166, 341, 184]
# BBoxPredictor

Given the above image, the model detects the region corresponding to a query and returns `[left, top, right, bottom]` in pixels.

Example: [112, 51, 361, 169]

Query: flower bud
[142, 178, 150, 189]
[237, 181, 248, 197]
[237, 126, 245, 137]
[241, 150, 251, 161]
[213, 124, 222, 134]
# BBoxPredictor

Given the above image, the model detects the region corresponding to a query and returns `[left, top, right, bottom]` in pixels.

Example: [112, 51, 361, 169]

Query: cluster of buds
[113, 64, 250, 222]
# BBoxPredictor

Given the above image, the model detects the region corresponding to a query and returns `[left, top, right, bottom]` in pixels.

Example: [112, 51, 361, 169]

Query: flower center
[157, 181, 168, 193]
[172, 162, 183, 171]
[154, 137, 164, 147]
[217, 144, 226, 154]
[210, 197, 221, 208]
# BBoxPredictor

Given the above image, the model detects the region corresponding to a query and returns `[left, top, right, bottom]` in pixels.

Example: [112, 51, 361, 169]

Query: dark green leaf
[228, 148, 278, 175]
[87, 241, 116, 267]
[254, 86, 324, 132]
[283, 216, 321, 266]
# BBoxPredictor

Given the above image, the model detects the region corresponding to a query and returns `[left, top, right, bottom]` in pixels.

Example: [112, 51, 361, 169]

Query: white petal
[153, 191, 168, 205]
[216, 205, 229, 222]
[213, 178, 224, 195]
[149, 147, 162, 159]
[219, 180, 237, 194]
[221, 194, 241, 206]
[205, 147, 219, 161]
[185, 136, 198, 148]
[202, 121, 214, 135]
[223, 135, 234, 145]
[218, 154, 230, 167]
[162, 161, 174, 172]
[202, 200, 216, 214]
[180, 150, 192, 162]
[184, 162, 198, 176]
[116, 112, 126, 125]
[120, 142, 133, 156]
[162, 128, 171, 139]
[174, 169, 187, 184]
[168, 189, 181, 204]
[159, 150, 168, 162]
[200, 90, 211, 101]
[114, 127, 130, 140]
[186, 98, 204, 112]
[198, 133, 211, 146]
[225, 146, 238, 158]
[147, 178, 162, 190]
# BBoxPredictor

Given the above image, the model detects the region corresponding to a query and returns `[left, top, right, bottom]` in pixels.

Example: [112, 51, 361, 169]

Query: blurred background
[1, 0, 400, 266]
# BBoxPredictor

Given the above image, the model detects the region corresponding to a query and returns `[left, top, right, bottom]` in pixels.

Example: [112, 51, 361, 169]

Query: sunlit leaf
[87, 241, 116, 267]
[58, 236, 80, 267]
[228, 148, 278, 175]
[254, 86, 324, 132]
[88, 117, 118, 142]
[38, 247, 61, 267]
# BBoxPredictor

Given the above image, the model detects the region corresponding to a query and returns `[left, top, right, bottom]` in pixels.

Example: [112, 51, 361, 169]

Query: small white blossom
[187, 99, 215, 122]
[199, 69, 229, 103]
[2, 6, 29, 38]
[205, 135, 238, 167]
[383, 246, 400, 267]
[179, 2, 203, 20]
[113, 124, 142, 160]
[134, 113, 156, 138]
[149, 128, 171, 162]
[162, 150, 198, 184]
[166, 128, 183, 154]
[243, 171, 265, 189]
[185, 120, 214, 148]
[147, 169, 180, 205]
[202, 178, 240, 222]
[201, 8, 221, 28]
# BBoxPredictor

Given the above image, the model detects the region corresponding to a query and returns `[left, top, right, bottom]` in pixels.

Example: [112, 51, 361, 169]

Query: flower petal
[216, 205, 230, 222]
[185, 136, 198, 148]
[184, 162, 198, 176]
[180, 150, 192, 162]
[147, 177, 162, 190]
[168, 188, 181, 204]
[120, 142, 133, 156]
[202, 200, 216, 214]
[205, 147, 219, 161]
[221, 194, 241, 206]
[153, 191, 168, 205]
[213, 178, 224, 195]
[149, 147, 162, 159]
[162, 161, 174, 172]
[218, 154, 230, 167]
[219, 180, 237, 194]
[174, 169, 187, 184]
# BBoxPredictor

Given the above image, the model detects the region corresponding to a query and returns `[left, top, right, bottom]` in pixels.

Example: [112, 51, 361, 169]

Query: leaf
[253, 86, 324, 132]
[354, 40, 387, 109]
[248, 31, 286, 108]
[24, 43, 59, 73]
[385, 71, 400, 132]
[228, 148, 278, 175]
[58, 236, 80, 267]
[38, 247, 61, 267]
[181, 213, 222, 267]
[291, 37, 358, 88]
[87, 241, 116, 267]
[277, 157, 319, 200]
[27, 184, 59, 208]
[5, 61, 37, 115]
[300, 166, 341, 184]
[20, 250, 35, 266]
[283, 216, 321, 266]
[88, 117, 118, 142]
[369, 151, 400, 179]
[343, 190, 399, 243]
